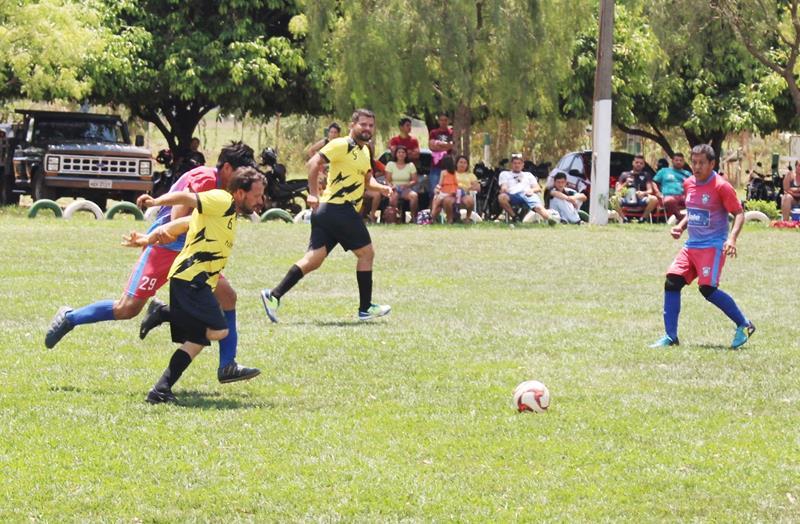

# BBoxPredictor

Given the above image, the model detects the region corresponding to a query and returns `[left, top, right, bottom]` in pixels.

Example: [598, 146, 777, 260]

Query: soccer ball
[512, 380, 550, 413]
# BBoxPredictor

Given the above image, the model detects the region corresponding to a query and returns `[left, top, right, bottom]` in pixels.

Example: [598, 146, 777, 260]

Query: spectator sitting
[548, 171, 586, 224]
[455, 155, 479, 223]
[615, 154, 659, 222]
[428, 113, 454, 194]
[653, 152, 691, 221]
[305, 122, 341, 159]
[188, 137, 206, 166]
[431, 155, 459, 224]
[385, 145, 419, 222]
[498, 153, 554, 223]
[388, 117, 420, 162]
[781, 161, 800, 221]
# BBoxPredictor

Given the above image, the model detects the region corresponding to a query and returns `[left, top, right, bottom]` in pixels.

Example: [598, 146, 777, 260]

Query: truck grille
[59, 155, 141, 176]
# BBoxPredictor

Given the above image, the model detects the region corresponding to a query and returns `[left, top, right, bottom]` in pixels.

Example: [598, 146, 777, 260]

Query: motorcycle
[151, 148, 201, 197]
[259, 147, 308, 216]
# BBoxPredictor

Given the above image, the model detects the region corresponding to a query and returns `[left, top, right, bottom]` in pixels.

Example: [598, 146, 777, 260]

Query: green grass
[1, 216, 798, 522]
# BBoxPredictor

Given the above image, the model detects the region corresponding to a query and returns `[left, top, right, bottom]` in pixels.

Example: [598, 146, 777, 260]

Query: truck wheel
[28, 199, 63, 218]
[0, 172, 15, 206]
[260, 208, 293, 223]
[106, 201, 144, 221]
[32, 171, 56, 201]
[63, 199, 105, 220]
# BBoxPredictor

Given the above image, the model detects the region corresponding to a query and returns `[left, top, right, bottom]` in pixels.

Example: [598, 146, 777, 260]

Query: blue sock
[664, 290, 681, 341]
[705, 289, 747, 327]
[66, 300, 115, 326]
[218, 309, 237, 369]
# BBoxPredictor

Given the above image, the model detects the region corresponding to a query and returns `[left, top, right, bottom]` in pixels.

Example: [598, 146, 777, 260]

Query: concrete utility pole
[589, 0, 614, 225]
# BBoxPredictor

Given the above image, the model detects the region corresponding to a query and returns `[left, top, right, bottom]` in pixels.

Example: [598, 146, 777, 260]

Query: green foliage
[1, 218, 799, 521]
[0, 0, 105, 101]
[87, 0, 310, 150]
[745, 198, 780, 219]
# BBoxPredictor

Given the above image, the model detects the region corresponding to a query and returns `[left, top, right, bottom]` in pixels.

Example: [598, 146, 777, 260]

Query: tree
[562, 1, 788, 159]
[88, 0, 309, 155]
[712, 0, 800, 117]
[305, 0, 588, 157]
[0, 0, 105, 102]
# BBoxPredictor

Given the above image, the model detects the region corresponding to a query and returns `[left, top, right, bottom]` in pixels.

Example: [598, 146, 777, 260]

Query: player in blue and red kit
[44, 142, 261, 382]
[650, 144, 756, 349]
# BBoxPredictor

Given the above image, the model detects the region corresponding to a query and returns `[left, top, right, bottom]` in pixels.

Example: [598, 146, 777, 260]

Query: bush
[745, 199, 779, 220]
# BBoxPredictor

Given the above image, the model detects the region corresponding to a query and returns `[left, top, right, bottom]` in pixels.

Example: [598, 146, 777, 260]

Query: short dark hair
[351, 108, 375, 123]
[554, 171, 567, 181]
[393, 145, 407, 161]
[217, 141, 255, 171]
[634, 154, 645, 161]
[437, 112, 449, 119]
[227, 166, 265, 193]
[691, 144, 715, 162]
[328, 122, 341, 132]
[398, 117, 411, 126]
[672, 152, 684, 159]
[456, 154, 470, 166]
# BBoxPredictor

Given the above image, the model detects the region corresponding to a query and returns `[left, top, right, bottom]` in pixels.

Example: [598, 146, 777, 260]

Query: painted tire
[105, 201, 145, 221]
[260, 208, 293, 223]
[27, 199, 63, 218]
[293, 209, 312, 223]
[63, 200, 105, 220]
[143, 206, 161, 221]
[744, 210, 769, 224]
[578, 210, 590, 222]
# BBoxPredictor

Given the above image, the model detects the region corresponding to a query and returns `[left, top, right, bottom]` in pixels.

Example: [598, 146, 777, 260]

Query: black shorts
[309, 202, 372, 253]
[169, 277, 227, 346]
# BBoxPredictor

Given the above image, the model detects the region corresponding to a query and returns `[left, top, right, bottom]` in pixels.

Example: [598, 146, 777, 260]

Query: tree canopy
[87, 0, 309, 154]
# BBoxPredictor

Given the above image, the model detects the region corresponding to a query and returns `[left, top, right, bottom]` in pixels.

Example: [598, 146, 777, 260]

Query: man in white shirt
[498, 154, 554, 223]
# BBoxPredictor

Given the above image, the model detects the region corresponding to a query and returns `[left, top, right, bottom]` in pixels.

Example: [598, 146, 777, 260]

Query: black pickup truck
[0, 110, 154, 208]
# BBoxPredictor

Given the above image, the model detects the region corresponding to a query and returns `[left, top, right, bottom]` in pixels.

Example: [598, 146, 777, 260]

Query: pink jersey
[684, 172, 742, 248]
[149, 166, 220, 251]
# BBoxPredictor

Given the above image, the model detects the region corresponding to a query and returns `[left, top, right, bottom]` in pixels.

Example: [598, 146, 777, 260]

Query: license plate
[89, 179, 113, 189]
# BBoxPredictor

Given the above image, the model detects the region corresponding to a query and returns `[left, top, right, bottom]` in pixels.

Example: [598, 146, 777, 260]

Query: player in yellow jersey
[124, 167, 266, 404]
[260, 109, 393, 321]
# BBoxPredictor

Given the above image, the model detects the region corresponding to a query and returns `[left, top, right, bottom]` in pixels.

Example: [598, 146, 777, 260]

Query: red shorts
[667, 246, 726, 287]
[124, 245, 178, 298]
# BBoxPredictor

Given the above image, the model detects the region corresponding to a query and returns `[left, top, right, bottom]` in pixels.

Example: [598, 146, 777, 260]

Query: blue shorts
[509, 192, 542, 209]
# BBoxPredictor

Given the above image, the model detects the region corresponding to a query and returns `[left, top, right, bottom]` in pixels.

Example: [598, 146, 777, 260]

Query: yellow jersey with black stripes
[168, 189, 236, 290]
[319, 136, 371, 211]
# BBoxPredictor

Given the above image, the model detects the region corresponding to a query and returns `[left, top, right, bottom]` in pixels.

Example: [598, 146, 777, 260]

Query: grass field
[0, 212, 798, 522]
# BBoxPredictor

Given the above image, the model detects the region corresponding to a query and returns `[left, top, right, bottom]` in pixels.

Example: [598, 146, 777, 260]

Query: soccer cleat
[731, 322, 756, 349]
[649, 335, 679, 348]
[139, 298, 168, 340]
[218, 361, 261, 384]
[260, 288, 280, 323]
[358, 303, 392, 321]
[146, 387, 176, 404]
[45, 306, 74, 349]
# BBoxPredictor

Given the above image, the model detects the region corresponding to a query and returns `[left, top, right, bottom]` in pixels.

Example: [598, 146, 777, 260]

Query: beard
[356, 130, 372, 142]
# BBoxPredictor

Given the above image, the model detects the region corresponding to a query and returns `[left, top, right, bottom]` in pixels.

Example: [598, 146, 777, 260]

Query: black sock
[272, 264, 304, 300]
[357, 270, 372, 312]
[154, 349, 192, 391]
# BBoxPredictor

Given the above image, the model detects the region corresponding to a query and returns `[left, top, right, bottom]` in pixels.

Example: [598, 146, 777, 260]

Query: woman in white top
[384, 145, 419, 221]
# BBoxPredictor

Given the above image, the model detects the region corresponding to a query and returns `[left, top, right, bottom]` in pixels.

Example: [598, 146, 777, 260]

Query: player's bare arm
[724, 211, 744, 257]
[306, 152, 326, 209]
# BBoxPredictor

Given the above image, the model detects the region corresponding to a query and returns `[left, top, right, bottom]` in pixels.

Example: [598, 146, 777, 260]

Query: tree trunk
[683, 127, 726, 163]
[137, 102, 213, 157]
[495, 118, 511, 165]
[453, 102, 471, 158]
[617, 123, 674, 157]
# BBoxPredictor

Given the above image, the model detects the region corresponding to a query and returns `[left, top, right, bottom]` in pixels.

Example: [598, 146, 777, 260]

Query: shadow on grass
[172, 390, 275, 410]
[693, 343, 737, 351]
[49, 385, 113, 395]
[288, 320, 381, 328]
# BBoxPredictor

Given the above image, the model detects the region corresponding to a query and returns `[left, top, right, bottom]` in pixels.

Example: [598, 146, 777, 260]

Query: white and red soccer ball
[512, 380, 550, 413]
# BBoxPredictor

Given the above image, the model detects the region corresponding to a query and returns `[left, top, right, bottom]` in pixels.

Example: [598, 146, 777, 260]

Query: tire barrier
[63, 199, 105, 220]
[578, 210, 590, 222]
[261, 208, 293, 223]
[744, 210, 770, 224]
[143, 206, 160, 221]
[105, 202, 145, 221]
[27, 199, 63, 218]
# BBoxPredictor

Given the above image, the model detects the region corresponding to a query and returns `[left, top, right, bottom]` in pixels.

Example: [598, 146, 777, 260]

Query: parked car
[1, 110, 154, 208]
[547, 150, 656, 194]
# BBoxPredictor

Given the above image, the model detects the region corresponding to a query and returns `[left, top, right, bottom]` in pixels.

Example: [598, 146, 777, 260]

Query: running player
[125, 167, 265, 403]
[650, 144, 756, 349]
[260, 109, 393, 321]
[44, 142, 260, 383]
